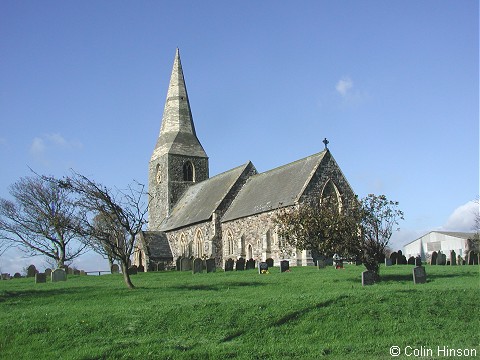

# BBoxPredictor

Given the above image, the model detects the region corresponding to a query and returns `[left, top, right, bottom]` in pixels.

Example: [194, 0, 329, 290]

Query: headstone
[468, 250, 478, 265]
[51, 268, 67, 282]
[206, 258, 216, 273]
[73, 269, 80, 276]
[362, 270, 376, 286]
[158, 262, 166, 271]
[407, 256, 415, 265]
[430, 251, 438, 265]
[111, 264, 120, 274]
[266, 258, 274, 267]
[280, 260, 289, 272]
[137, 265, 145, 273]
[127, 265, 138, 275]
[13, 273, 21, 279]
[35, 273, 46, 283]
[246, 258, 256, 270]
[26, 264, 37, 278]
[192, 258, 203, 274]
[355, 257, 362, 266]
[413, 266, 426, 284]
[44, 268, 52, 277]
[318, 259, 326, 269]
[176, 257, 182, 271]
[450, 250, 456, 265]
[67, 267, 74, 275]
[397, 250, 405, 264]
[236, 257, 245, 271]
[385, 258, 392, 267]
[457, 255, 463, 265]
[258, 262, 268, 274]
[415, 256, 422, 267]
[390, 252, 398, 265]
[181, 258, 192, 271]
[437, 252, 446, 265]
[225, 258, 234, 271]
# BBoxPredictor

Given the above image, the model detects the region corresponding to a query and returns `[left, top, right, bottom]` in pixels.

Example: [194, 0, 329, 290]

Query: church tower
[149, 49, 209, 229]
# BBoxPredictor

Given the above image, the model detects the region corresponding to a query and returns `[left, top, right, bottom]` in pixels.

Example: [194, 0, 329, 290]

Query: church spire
[152, 48, 207, 160]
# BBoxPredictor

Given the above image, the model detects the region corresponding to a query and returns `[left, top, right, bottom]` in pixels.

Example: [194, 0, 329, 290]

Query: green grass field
[0, 265, 478, 360]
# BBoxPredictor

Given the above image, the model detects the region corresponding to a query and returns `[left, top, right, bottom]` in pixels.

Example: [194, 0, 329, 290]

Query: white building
[403, 231, 475, 261]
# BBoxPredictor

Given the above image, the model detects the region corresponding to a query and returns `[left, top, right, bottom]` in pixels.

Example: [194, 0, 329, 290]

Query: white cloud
[30, 137, 46, 155]
[335, 76, 353, 96]
[441, 200, 478, 232]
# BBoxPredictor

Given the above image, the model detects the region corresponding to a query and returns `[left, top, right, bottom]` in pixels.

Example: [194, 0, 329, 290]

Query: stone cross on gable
[323, 138, 329, 149]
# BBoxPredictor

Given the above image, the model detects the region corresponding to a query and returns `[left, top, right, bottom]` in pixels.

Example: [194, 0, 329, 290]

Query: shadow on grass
[220, 294, 349, 343]
[0, 287, 98, 303]
[171, 281, 265, 292]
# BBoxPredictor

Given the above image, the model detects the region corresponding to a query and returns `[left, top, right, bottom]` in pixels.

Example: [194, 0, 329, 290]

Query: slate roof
[222, 151, 327, 222]
[159, 162, 254, 231]
[141, 231, 173, 260]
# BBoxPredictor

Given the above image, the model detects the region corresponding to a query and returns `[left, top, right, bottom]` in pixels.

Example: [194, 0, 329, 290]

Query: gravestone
[137, 265, 145, 273]
[236, 257, 245, 271]
[51, 268, 67, 282]
[192, 258, 203, 274]
[397, 250, 405, 264]
[457, 255, 463, 265]
[246, 258, 256, 270]
[390, 252, 398, 265]
[67, 267, 74, 275]
[468, 250, 478, 265]
[385, 258, 392, 266]
[181, 258, 192, 271]
[128, 265, 138, 275]
[26, 264, 37, 278]
[430, 251, 438, 265]
[13, 273, 21, 279]
[318, 259, 326, 269]
[266, 258, 274, 267]
[362, 270, 376, 286]
[225, 258, 234, 271]
[206, 258, 216, 273]
[415, 256, 422, 267]
[450, 250, 456, 265]
[73, 269, 81, 276]
[35, 273, 46, 284]
[280, 260, 289, 273]
[44, 268, 52, 277]
[111, 264, 120, 274]
[176, 257, 182, 271]
[437, 252, 446, 266]
[413, 266, 426, 284]
[407, 256, 415, 265]
[258, 262, 268, 274]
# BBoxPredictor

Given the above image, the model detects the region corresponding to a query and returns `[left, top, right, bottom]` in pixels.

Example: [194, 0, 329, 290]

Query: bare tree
[57, 172, 149, 289]
[0, 175, 87, 268]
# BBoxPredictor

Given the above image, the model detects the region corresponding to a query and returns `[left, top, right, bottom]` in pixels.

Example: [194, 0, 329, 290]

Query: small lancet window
[183, 161, 194, 182]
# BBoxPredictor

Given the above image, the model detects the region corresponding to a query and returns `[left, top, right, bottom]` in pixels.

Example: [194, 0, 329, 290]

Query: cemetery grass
[0, 266, 478, 360]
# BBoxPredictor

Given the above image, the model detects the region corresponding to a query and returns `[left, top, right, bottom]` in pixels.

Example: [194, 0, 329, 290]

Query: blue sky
[1, 1, 478, 274]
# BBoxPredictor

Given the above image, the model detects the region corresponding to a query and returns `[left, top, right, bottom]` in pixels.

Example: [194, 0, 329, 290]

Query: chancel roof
[222, 150, 327, 222]
[159, 162, 255, 231]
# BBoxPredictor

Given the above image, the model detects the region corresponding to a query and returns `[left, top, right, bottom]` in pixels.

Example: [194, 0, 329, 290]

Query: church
[133, 49, 355, 270]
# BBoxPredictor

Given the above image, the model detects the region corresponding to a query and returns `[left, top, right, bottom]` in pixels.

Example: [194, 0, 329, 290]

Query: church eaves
[151, 48, 208, 160]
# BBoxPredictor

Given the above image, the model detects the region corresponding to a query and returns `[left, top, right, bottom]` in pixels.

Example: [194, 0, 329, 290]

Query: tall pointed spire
[152, 48, 207, 160]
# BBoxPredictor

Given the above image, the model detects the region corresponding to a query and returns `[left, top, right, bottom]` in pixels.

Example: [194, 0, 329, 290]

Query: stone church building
[133, 49, 355, 270]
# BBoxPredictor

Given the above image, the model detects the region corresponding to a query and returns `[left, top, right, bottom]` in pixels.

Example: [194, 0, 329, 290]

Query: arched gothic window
[183, 161, 194, 182]
[180, 233, 187, 257]
[195, 229, 204, 258]
[225, 229, 234, 256]
[321, 180, 342, 212]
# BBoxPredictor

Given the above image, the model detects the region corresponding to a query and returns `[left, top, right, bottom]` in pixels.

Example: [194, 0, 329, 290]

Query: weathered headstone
[245, 258, 256, 270]
[236, 257, 245, 271]
[51, 268, 67, 282]
[413, 266, 426, 284]
[415, 256, 422, 267]
[128, 265, 138, 275]
[385, 258, 392, 267]
[181, 258, 192, 271]
[430, 251, 438, 265]
[450, 250, 456, 265]
[44, 268, 52, 277]
[137, 265, 145, 273]
[266, 258, 274, 267]
[407, 256, 415, 265]
[258, 262, 268, 274]
[176, 257, 182, 271]
[111, 264, 120, 274]
[26, 264, 37, 278]
[437, 252, 446, 266]
[457, 255, 463, 265]
[67, 267, 74, 275]
[280, 260, 289, 272]
[397, 250, 406, 264]
[206, 258, 216, 273]
[362, 270, 376, 286]
[468, 250, 478, 265]
[13, 273, 21, 279]
[35, 273, 46, 284]
[390, 252, 398, 265]
[192, 258, 203, 274]
[225, 258, 234, 271]
[318, 259, 326, 269]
